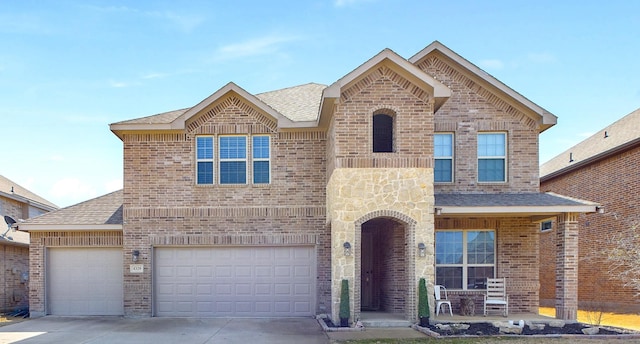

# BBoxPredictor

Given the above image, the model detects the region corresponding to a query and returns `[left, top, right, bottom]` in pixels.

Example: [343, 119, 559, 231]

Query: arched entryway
[355, 211, 416, 321]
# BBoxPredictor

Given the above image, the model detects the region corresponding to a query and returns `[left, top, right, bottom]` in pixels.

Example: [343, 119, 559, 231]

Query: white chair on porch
[434, 285, 453, 316]
[483, 277, 509, 317]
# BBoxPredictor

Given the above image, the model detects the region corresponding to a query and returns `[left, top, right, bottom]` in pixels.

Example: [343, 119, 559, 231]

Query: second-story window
[373, 114, 393, 152]
[252, 135, 270, 184]
[219, 136, 247, 184]
[196, 136, 214, 184]
[478, 132, 506, 182]
[434, 133, 454, 183]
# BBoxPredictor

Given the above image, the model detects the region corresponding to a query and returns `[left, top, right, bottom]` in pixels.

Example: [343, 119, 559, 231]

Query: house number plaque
[130, 264, 144, 273]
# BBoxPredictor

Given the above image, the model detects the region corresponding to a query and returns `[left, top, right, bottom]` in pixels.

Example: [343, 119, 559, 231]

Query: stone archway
[354, 210, 417, 322]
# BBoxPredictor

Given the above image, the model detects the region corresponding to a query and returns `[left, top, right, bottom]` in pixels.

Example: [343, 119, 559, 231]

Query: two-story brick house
[0, 175, 57, 312]
[540, 108, 640, 314]
[19, 41, 597, 323]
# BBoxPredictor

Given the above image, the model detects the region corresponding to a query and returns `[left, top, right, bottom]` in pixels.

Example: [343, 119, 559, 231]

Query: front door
[361, 229, 376, 310]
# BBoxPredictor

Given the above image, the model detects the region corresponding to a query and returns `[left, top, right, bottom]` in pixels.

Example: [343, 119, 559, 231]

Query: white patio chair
[434, 284, 453, 316]
[483, 277, 508, 317]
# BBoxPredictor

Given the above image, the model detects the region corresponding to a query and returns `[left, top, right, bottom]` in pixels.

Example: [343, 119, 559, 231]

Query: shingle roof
[256, 83, 326, 122]
[435, 193, 588, 207]
[0, 175, 58, 210]
[23, 190, 123, 225]
[541, 108, 640, 178]
[111, 83, 328, 127]
[112, 108, 189, 125]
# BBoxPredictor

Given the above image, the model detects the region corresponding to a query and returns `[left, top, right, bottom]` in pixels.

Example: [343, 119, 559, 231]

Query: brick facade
[24, 42, 585, 321]
[0, 244, 28, 312]
[540, 144, 640, 313]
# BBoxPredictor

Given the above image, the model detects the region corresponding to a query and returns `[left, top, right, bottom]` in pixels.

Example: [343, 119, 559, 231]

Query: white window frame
[477, 132, 507, 183]
[195, 136, 214, 185]
[218, 135, 248, 185]
[540, 220, 553, 232]
[434, 133, 454, 183]
[252, 135, 271, 184]
[435, 229, 496, 291]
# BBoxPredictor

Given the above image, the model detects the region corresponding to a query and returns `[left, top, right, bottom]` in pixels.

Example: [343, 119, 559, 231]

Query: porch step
[360, 318, 413, 328]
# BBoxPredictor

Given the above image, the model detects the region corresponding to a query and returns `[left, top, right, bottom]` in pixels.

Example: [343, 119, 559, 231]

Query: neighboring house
[19, 41, 598, 323]
[0, 175, 57, 312]
[540, 108, 640, 313]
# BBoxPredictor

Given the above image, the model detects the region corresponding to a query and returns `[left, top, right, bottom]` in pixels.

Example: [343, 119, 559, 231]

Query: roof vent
[604, 131, 609, 138]
[569, 152, 574, 163]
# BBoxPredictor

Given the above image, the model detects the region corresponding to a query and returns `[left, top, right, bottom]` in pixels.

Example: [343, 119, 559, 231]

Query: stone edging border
[412, 324, 640, 339]
[316, 315, 365, 332]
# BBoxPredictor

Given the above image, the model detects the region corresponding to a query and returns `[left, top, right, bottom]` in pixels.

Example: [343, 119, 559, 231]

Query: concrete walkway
[0, 316, 328, 344]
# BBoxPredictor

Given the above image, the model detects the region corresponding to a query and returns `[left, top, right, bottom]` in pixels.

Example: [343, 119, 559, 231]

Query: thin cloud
[109, 79, 136, 88]
[141, 72, 169, 80]
[334, 0, 375, 7]
[479, 59, 504, 70]
[0, 13, 51, 34]
[215, 34, 301, 60]
[527, 52, 557, 64]
[147, 11, 205, 33]
[86, 5, 204, 33]
[104, 178, 123, 193]
[49, 178, 98, 204]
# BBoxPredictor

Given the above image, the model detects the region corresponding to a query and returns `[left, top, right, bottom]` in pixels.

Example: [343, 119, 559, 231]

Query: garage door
[47, 247, 123, 316]
[154, 246, 315, 317]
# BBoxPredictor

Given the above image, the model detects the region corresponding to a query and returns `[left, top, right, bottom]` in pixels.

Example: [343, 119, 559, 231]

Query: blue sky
[1, 0, 639, 208]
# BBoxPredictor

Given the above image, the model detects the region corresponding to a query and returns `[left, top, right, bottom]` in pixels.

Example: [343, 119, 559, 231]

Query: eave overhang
[410, 41, 557, 133]
[434, 192, 599, 222]
[17, 224, 123, 232]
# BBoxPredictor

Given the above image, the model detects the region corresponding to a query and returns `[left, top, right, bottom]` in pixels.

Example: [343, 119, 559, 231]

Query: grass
[538, 307, 640, 331]
[337, 339, 640, 344]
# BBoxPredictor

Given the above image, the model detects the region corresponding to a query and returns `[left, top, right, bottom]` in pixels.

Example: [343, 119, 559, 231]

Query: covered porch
[434, 192, 599, 321]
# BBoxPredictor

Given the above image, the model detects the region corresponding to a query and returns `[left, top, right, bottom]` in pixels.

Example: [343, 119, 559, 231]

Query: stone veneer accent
[326, 167, 434, 323]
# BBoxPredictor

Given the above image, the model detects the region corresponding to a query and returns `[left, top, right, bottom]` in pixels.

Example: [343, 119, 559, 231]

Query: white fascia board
[18, 224, 123, 232]
[440, 204, 598, 216]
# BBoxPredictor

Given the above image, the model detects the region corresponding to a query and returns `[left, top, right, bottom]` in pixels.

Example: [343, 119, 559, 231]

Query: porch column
[555, 212, 579, 320]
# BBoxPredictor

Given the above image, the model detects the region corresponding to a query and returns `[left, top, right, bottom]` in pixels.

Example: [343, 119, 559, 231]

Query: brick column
[555, 212, 579, 320]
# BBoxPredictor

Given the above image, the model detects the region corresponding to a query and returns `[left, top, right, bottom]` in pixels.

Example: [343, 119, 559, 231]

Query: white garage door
[47, 247, 123, 316]
[154, 246, 316, 317]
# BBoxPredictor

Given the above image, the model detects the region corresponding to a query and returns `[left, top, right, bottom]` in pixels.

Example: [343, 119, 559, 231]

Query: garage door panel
[48, 248, 123, 316]
[155, 246, 315, 317]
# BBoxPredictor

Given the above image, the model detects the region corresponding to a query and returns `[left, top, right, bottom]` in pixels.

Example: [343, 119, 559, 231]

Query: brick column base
[555, 212, 579, 320]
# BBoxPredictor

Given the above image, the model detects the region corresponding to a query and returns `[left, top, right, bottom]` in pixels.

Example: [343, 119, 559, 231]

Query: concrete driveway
[0, 316, 328, 344]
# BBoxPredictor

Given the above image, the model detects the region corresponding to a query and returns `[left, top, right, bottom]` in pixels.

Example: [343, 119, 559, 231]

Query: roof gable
[110, 83, 304, 138]
[318, 48, 451, 128]
[410, 41, 557, 133]
[541, 107, 640, 179]
[0, 175, 58, 210]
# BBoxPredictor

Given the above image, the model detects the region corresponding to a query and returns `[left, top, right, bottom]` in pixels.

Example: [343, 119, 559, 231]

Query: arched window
[373, 114, 393, 152]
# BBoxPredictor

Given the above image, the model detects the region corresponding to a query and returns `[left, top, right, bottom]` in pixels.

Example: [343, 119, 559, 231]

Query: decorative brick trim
[124, 206, 326, 219]
[418, 56, 537, 130]
[354, 210, 418, 226]
[435, 121, 457, 132]
[341, 66, 431, 103]
[186, 96, 278, 133]
[189, 123, 275, 135]
[150, 233, 318, 246]
[436, 218, 499, 229]
[277, 131, 327, 141]
[336, 157, 432, 169]
[32, 231, 123, 246]
[123, 133, 187, 143]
